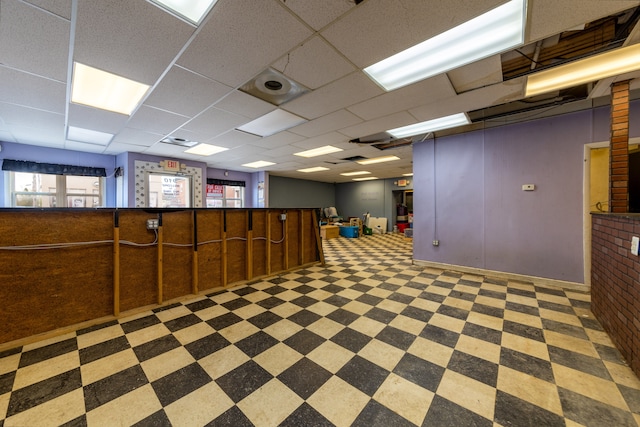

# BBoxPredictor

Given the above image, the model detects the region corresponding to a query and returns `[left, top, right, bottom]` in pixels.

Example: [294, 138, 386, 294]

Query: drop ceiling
[1, 0, 640, 183]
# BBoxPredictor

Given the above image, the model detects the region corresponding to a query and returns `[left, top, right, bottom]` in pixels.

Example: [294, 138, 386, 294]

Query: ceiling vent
[160, 136, 198, 147]
[239, 67, 310, 106]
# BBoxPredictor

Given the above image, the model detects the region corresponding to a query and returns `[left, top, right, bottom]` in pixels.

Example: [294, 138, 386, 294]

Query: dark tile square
[324, 295, 351, 307]
[538, 300, 574, 314]
[7, 368, 82, 417]
[133, 409, 171, 427]
[207, 406, 253, 426]
[388, 292, 415, 305]
[447, 351, 498, 387]
[77, 320, 119, 335]
[541, 319, 589, 340]
[336, 355, 389, 396]
[330, 328, 372, 353]
[375, 326, 416, 351]
[164, 313, 202, 332]
[503, 320, 545, 342]
[353, 400, 415, 427]
[215, 360, 272, 403]
[580, 317, 604, 331]
[393, 352, 444, 393]
[221, 297, 251, 311]
[18, 338, 78, 368]
[619, 384, 640, 413]
[352, 283, 374, 293]
[247, 311, 283, 329]
[432, 280, 456, 289]
[534, 286, 566, 296]
[418, 291, 446, 303]
[478, 289, 507, 300]
[235, 331, 279, 357]
[121, 315, 161, 334]
[344, 275, 364, 283]
[84, 366, 147, 412]
[458, 279, 483, 288]
[288, 309, 322, 327]
[470, 303, 504, 318]
[379, 283, 401, 292]
[321, 284, 344, 294]
[448, 290, 477, 302]
[507, 287, 536, 299]
[558, 388, 637, 427]
[263, 285, 287, 295]
[495, 390, 566, 427]
[0, 371, 16, 395]
[280, 402, 334, 427]
[594, 343, 626, 364]
[292, 284, 316, 294]
[294, 276, 315, 284]
[283, 329, 325, 355]
[406, 280, 427, 290]
[152, 363, 212, 406]
[206, 312, 243, 331]
[485, 278, 508, 286]
[60, 414, 87, 427]
[500, 348, 554, 382]
[548, 346, 611, 380]
[0, 347, 22, 358]
[364, 307, 397, 324]
[185, 298, 217, 312]
[232, 286, 258, 296]
[356, 293, 384, 306]
[79, 335, 130, 365]
[436, 304, 469, 321]
[277, 358, 332, 399]
[291, 295, 318, 308]
[569, 299, 591, 310]
[185, 333, 231, 360]
[153, 302, 181, 313]
[460, 322, 502, 345]
[420, 324, 460, 348]
[424, 395, 493, 427]
[256, 296, 285, 309]
[326, 308, 359, 325]
[505, 301, 540, 316]
[442, 271, 462, 278]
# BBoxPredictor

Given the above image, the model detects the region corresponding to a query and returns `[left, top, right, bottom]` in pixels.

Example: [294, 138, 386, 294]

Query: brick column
[609, 80, 630, 213]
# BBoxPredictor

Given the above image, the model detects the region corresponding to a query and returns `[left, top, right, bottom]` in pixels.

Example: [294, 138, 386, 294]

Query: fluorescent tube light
[237, 110, 307, 137]
[340, 171, 371, 176]
[184, 143, 228, 156]
[71, 63, 149, 115]
[151, 0, 218, 24]
[402, 173, 414, 177]
[67, 126, 114, 145]
[353, 177, 378, 181]
[242, 160, 275, 168]
[525, 44, 640, 97]
[388, 113, 470, 138]
[356, 156, 400, 165]
[294, 145, 343, 158]
[364, 0, 526, 91]
[298, 167, 330, 173]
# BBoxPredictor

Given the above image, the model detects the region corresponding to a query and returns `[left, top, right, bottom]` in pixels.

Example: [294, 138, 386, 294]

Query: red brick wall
[609, 81, 630, 213]
[591, 213, 640, 376]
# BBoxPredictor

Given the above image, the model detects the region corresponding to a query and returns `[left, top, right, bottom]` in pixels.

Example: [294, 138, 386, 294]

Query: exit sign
[163, 160, 180, 172]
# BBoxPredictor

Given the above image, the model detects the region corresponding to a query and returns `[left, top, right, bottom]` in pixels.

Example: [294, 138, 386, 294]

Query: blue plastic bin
[339, 225, 359, 238]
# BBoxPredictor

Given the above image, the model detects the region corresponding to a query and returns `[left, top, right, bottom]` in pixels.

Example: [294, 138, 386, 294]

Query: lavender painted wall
[413, 109, 601, 284]
[0, 141, 117, 207]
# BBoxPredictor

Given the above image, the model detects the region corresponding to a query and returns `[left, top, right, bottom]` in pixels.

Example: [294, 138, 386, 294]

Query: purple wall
[413, 109, 595, 283]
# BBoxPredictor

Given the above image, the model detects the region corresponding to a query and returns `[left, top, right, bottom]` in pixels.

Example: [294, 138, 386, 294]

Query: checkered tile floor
[1, 234, 640, 426]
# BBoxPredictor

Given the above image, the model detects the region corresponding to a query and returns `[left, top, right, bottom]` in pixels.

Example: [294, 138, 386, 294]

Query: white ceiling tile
[289, 109, 363, 138]
[447, 56, 504, 94]
[177, 0, 313, 87]
[0, 67, 66, 114]
[144, 142, 191, 157]
[250, 131, 305, 148]
[112, 128, 163, 147]
[73, 0, 195, 84]
[0, 130, 17, 143]
[284, 72, 384, 120]
[322, 0, 505, 68]
[144, 66, 233, 117]
[279, 0, 356, 30]
[339, 111, 417, 139]
[207, 129, 262, 147]
[24, 0, 72, 19]
[214, 91, 276, 119]
[182, 107, 248, 137]
[103, 141, 148, 155]
[127, 105, 189, 135]
[272, 36, 356, 90]
[289, 132, 348, 150]
[64, 140, 107, 153]
[0, 0, 70, 81]
[347, 74, 456, 121]
[68, 103, 129, 134]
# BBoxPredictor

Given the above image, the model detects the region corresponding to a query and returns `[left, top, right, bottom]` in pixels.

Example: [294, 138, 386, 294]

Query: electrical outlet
[432, 240, 439, 246]
[280, 213, 287, 221]
[146, 219, 159, 230]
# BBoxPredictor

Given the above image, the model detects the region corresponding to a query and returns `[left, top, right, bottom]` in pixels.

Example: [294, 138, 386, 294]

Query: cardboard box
[320, 225, 339, 240]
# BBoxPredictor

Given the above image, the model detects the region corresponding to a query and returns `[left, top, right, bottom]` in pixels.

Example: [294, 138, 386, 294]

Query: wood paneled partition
[0, 208, 323, 346]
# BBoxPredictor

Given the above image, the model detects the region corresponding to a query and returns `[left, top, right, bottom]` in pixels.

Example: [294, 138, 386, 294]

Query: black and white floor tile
[1, 233, 639, 426]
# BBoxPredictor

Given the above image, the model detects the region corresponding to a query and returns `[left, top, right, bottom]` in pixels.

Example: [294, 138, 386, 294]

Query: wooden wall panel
[302, 210, 318, 264]
[269, 210, 285, 273]
[252, 210, 267, 278]
[226, 210, 247, 285]
[162, 211, 193, 301]
[0, 210, 113, 343]
[287, 210, 301, 269]
[197, 210, 223, 292]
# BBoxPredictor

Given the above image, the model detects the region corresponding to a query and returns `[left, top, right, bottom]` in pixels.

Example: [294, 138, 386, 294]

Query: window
[8, 172, 104, 208]
[147, 172, 193, 208]
[206, 184, 244, 208]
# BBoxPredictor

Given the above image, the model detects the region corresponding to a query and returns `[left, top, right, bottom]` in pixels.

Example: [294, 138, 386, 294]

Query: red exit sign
[163, 160, 180, 171]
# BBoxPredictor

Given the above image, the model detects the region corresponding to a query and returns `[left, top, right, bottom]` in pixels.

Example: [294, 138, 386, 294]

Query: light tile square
[76, 325, 125, 349]
[358, 339, 405, 371]
[455, 334, 501, 364]
[140, 346, 196, 382]
[553, 364, 630, 411]
[252, 342, 304, 376]
[13, 352, 80, 389]
[238, 378, 304, 426]
[307, 376, 369, 426]
[199, 346, 250, 380]
[80, 348, 139, 385]
[307, 341, 354, 374]
[85, 384, 162, 426]
[436, 370, 496, 420]
[408, 336, 454, 368]
[373, 372, 433, 425]
[165, 381, 234, 425]
[4, 389, 85, 427]
[497, 365, 563, 415]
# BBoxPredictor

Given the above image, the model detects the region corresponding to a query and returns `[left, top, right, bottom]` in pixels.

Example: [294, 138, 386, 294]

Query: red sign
[164, 160, 180, 172]
[206, 184, 223, 198]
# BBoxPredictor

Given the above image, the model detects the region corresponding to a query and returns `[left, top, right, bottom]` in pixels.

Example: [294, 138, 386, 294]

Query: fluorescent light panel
[67, 126, 114, 145]
[237, 110, 307, 137]
[402, 173, 414, 177]
[340, 171, 371, 176]
[294, 145, 343, 158]
[526, 44, 640, 97]
[388, 113, 470, 138]
[298, 167, 330, 173]
[71, 63, 149, 115]
[353, 177, 378, 181]
[184, 143, 228, 156]
[364, 0, 526, 91]
[242, 160, 275, 168]
[356, 156, 400, 165]
[151, 0, 218, 24]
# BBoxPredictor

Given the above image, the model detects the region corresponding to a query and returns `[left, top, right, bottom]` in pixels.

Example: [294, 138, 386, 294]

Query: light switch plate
[631, 236, 639, 256]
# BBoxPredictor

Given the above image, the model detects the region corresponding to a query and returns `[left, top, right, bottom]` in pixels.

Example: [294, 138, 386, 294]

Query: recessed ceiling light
[71, 62, 149, 115]
[340, 171, 371, 176]
[298, 167, 330, 173]
[356, 156, 400, 165]
[242, 160, 276, 168]
[353, 177, 378, 181]
[67, 126, 114, 145]
[388, 113, 470, 138]
[364, 0, 526, 91]
[294, 145, 343, 158]
[184, 143, 228, 156]
[150, 0, 218, 24]
[525, 44, 640, 97]
[236, 110, 307, 137]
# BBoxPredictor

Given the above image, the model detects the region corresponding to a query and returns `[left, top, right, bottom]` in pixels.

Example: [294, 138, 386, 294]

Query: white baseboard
[412, 259, 589, 292]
